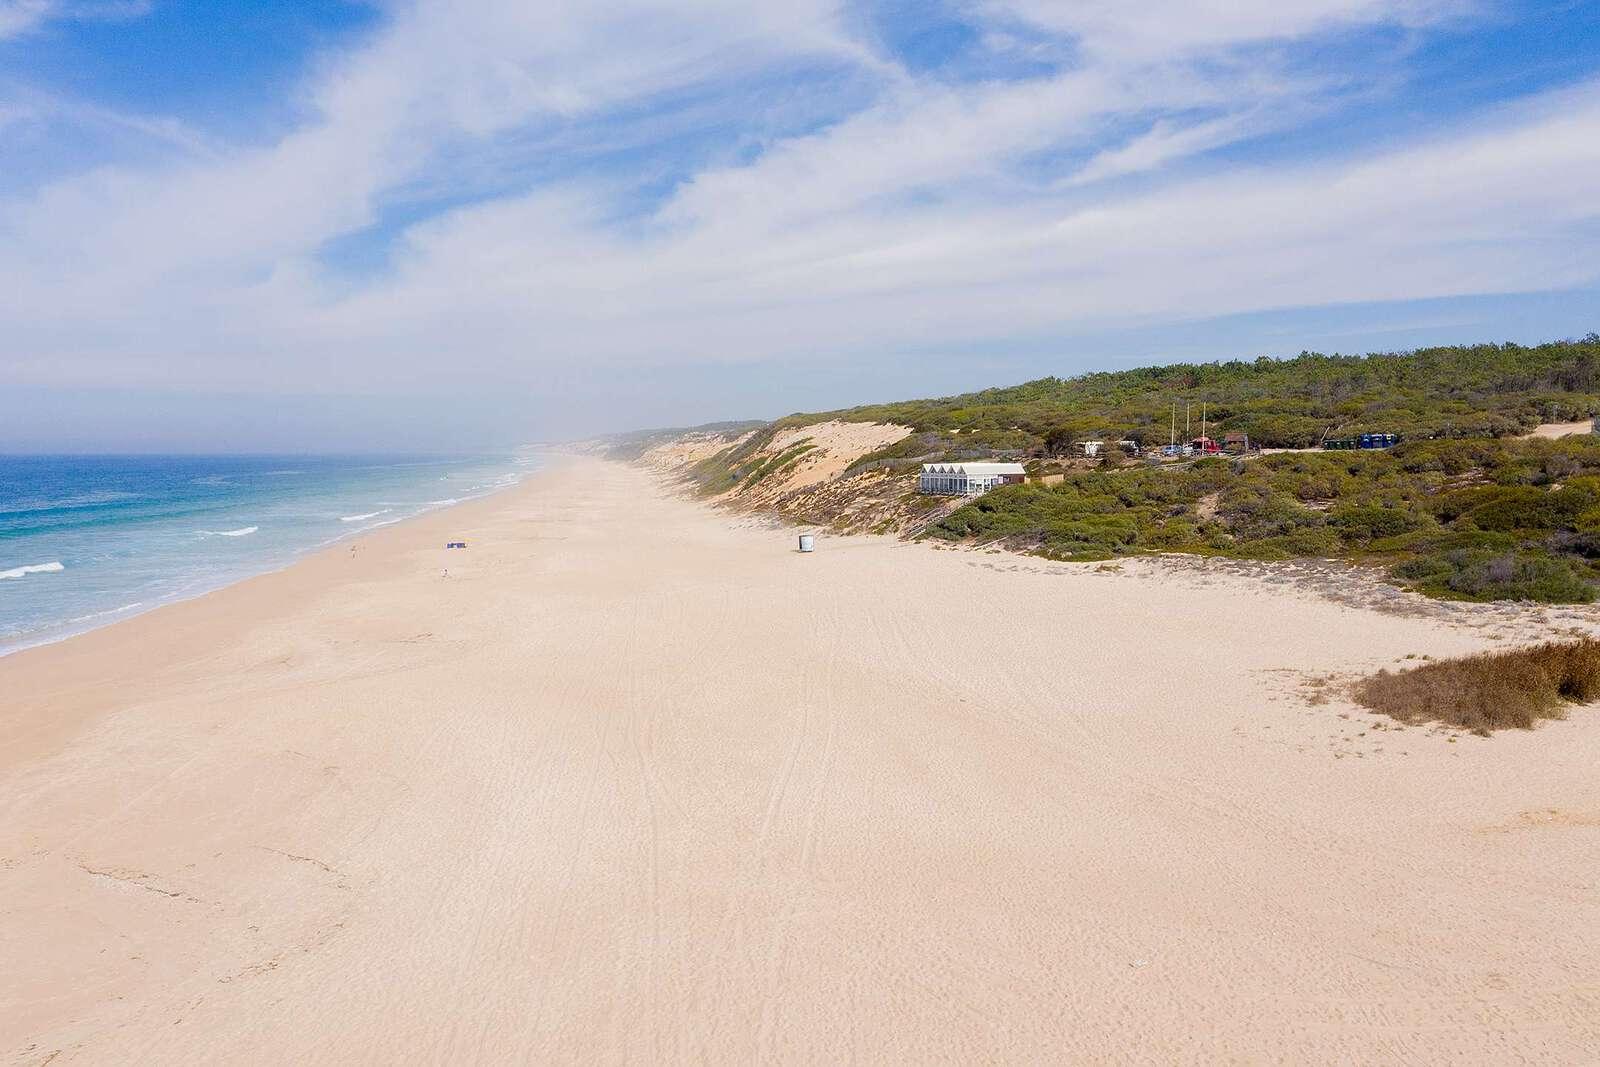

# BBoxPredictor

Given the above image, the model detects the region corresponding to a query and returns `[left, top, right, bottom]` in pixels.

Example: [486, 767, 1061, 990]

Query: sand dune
[3, 457, 1598, 1063]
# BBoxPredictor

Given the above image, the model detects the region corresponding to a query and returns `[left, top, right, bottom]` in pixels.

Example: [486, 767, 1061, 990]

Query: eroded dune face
[638, 419, 920, 524]
[637, 429, 758, 474]
[641, 420, 913, 502]
[741, 421, 914, 495]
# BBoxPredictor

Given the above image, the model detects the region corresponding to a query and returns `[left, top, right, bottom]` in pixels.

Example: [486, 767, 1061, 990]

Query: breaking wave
[0, 561, 65, 580]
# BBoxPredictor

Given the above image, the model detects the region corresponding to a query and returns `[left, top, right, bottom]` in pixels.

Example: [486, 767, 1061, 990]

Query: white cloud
[1, 0, 1596, 419]
[1065, 112, 1267, 186]
[262, 77, 1600, 380]
[1, 0, 864, 305]
[0, 0, 149, 39]
[982, 0, 1473, 56]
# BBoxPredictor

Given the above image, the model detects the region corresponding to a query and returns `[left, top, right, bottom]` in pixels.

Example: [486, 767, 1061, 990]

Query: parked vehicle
[1324, 433, 1399, 450]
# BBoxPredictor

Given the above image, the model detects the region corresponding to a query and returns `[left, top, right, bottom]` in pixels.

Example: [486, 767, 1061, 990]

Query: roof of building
[921, 462, 1026, 476]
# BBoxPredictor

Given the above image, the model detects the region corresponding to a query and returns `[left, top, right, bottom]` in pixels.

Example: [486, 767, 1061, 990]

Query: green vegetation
[824, 335, 1600, 601]
[815, 337, 1600, 450]
[1355, 639, 1600, 734]
[611, 336, 1600, 602]
[739, 439, 815, 491]
[678, 430, 823, 497]
[927, 436, 1600, 601]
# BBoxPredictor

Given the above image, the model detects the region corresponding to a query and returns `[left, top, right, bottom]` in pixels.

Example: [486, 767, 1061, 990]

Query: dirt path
[1522, 420, 1595, 439]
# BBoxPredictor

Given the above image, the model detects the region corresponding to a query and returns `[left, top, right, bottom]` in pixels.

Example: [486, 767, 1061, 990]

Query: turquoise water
[0, 452, 537, 655]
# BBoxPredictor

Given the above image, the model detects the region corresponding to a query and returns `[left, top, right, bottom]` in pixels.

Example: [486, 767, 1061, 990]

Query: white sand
[1523, 420, 1595, 439]
[3, 457, 1598, 1063]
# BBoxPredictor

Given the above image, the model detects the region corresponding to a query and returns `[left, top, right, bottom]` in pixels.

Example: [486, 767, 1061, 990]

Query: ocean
[0, 452, 537, 656]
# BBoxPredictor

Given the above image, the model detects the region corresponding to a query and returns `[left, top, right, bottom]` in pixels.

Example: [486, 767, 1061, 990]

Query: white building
[1078, 439, 1138, 458]
[918, 462, 1026, 496]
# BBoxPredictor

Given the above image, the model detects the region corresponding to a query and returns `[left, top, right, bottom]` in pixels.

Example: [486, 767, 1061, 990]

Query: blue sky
[2, 0, 1599, 450]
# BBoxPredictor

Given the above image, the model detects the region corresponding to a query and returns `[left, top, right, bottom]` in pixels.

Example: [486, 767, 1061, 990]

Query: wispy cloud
[983, 0, 1476, 55]
[0, 0, 1596, 432]
[0, 0, 149, 39]
[0, 83, 218, 159]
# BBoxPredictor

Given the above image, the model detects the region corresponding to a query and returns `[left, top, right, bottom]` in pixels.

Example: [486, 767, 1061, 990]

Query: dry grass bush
[1354, 638, 1600, 734]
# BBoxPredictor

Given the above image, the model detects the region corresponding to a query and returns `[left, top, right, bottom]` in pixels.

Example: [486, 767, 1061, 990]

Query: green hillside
[808, 336, 1600, 457]
[932, 437, 1600, 603]
[628, 336, 1600, 602]
[819, 336, 1600, 602]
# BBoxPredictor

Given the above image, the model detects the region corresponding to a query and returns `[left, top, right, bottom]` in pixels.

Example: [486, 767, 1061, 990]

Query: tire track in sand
[753, 589, 843, 1063]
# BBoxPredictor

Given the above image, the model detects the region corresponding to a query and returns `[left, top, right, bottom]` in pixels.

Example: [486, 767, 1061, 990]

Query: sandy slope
[751, 421, 912, 492]
[1522, 420, 1595, 439]
[3, 458, 1599, 1064]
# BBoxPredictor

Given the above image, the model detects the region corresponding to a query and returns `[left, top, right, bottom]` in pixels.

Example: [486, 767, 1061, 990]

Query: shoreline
[4, 455, 1598, 1062]
[0, 454, 543, 663]
[0, 456, 558, 772]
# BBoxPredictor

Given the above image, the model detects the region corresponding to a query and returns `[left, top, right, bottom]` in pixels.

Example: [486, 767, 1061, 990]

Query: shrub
[1429, 485, 1594, 532]
[1395, 438, 1506, 475]
[1239, 414, 1329, 448]
[1041, 513, 1139, 550]
[1549, 531, 1600, 559]
[1329, 504, 1424, 542]
[1354, 638, 1600, 734]
[1235, 527, 1343, 559]
[1463, 486, 1558, 531]
[1218, 486, 1325, 540]
[1144, 517, 1202, 549]
[1392, 548, 1596, 603]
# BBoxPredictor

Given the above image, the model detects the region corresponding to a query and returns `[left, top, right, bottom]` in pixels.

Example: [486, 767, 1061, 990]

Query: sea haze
[0, 452, 537, 655]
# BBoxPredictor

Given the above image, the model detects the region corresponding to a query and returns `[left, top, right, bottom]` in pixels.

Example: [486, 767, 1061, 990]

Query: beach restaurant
[918, 462, 1026, 496]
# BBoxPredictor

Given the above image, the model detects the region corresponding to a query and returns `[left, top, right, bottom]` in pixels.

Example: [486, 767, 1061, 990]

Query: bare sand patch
[638, 429, 753, 474]
[724, 420, 912, 509]
[1522, 420, 1595, 439]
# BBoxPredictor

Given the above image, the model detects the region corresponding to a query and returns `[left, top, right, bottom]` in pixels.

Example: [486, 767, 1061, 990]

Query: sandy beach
[3, 456, 1598, 1064]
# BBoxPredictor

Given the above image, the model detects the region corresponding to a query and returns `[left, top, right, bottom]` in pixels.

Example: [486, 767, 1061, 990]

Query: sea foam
[1, 452, 531, 657]
[68, 602, 144, 623]
[0, 561, 65, 580]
